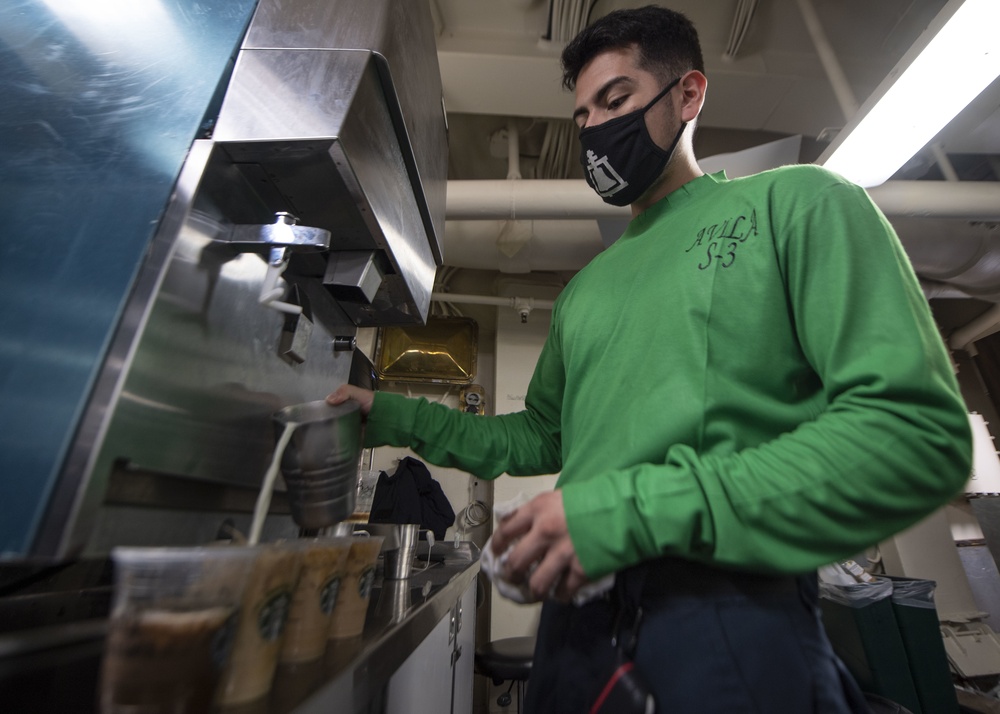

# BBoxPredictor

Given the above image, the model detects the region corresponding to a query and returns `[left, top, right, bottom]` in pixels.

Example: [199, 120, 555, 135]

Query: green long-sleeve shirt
[365, 166, 972, 579]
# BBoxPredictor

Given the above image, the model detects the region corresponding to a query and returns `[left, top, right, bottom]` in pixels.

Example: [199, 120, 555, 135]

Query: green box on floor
[884, 576, 959, 714]
[819, 580, 922, 714]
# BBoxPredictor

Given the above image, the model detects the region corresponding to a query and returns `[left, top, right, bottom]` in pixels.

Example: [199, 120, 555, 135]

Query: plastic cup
[328, 535, 385, 639]
[216, 543, 302, 706]
[99, 546, 257, 714]
[349, 468, 380, 522]
[278, 537, 352, 663]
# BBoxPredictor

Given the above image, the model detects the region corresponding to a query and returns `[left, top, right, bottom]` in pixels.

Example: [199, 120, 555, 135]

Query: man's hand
[326, 384, 375, 418]
[490, 490, 590, 602]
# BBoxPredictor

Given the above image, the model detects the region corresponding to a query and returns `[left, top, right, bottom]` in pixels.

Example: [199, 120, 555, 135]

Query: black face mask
[579, 77, 686, 207]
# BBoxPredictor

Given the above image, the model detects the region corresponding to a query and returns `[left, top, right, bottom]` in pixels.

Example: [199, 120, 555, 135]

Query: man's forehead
[575, 48, 646, 92]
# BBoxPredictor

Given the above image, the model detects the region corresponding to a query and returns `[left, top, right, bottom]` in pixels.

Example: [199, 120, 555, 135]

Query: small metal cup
[383, 524, 420, 580]
[372, 580, 413, 626]
[272, 400, 362, 529]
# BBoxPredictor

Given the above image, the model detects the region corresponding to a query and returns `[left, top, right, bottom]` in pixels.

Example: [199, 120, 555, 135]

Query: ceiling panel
[430, 0, 1000, 311]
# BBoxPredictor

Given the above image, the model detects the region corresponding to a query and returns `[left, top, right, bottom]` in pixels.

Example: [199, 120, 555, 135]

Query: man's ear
[679, 70, 707, 123]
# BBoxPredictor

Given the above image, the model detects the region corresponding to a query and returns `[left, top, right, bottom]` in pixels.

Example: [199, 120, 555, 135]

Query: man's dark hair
[561, 5, 705, 90]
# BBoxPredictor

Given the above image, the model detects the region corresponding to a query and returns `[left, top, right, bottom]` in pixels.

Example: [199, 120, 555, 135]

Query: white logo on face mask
[585, 149, 629, 198]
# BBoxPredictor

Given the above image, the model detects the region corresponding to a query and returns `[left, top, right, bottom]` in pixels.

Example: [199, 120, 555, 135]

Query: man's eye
[608, 97, 626, 111]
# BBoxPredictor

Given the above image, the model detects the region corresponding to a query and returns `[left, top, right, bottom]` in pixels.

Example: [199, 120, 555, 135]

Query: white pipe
[433, 291, 554, 323]
[445, 179, 1000, 221]
[447, 180, 627, 220]
[444, 219, 604, 272]
[723, 0, 759, 61]
[794, 0, 860, 120]
[866, 181, 1000, 220]
[432, 292, 555, 310]
[930, 143, 960, 182]
[507, 121, 522, 180]
[920, 280, 970, 300]
[949, 304, 1000, 350]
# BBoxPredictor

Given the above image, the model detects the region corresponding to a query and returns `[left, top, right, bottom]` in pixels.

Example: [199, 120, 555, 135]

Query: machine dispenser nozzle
[219, 212, 332, 260]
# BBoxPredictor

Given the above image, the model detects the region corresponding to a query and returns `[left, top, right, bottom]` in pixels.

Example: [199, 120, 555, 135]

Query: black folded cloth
[368, 456, 455, 541]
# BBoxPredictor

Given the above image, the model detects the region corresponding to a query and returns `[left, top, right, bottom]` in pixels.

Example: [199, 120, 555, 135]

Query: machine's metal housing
[6, 0, 447, 560]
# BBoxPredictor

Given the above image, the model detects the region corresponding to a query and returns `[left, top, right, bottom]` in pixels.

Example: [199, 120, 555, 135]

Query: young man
[329, 6, 971, 712]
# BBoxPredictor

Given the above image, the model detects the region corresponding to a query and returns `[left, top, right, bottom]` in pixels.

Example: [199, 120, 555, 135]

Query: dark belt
[618, 555, 805, 604]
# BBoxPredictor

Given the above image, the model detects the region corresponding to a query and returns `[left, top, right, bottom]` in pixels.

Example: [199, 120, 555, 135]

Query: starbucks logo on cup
[358, 566, 376, 600]
[320, 575, 342, 615]
[257, 589, 293, 641]
[211, 611, 239, 668]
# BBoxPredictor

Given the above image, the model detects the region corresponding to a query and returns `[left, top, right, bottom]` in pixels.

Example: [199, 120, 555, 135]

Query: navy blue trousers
[523, 558, 870, 714]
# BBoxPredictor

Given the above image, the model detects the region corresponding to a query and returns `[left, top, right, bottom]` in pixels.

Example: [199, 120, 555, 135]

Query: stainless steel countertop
[0, 542, 481, 714]
[257, 542, 482, 714]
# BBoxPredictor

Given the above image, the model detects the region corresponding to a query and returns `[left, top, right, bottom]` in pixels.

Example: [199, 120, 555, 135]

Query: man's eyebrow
[572, 75, 634, 123]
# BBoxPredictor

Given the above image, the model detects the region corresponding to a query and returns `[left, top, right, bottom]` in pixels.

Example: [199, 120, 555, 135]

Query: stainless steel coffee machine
[0, 0, 447, 562]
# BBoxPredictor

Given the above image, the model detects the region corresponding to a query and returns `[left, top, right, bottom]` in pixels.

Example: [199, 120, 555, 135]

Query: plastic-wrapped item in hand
[480, 493, 614, 605]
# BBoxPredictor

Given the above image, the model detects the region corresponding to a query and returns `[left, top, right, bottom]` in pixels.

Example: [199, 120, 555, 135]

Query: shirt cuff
[363, 392, 418, 448]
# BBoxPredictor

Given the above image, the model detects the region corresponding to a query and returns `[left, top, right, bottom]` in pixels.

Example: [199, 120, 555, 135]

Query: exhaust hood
[205, 0, 449, 326]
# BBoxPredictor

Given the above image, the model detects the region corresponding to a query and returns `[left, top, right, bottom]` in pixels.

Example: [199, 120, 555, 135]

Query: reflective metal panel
[63, 140, 362, 556]
[5, 0, 446, 560]
[213, 49, 437, 325]
[243, 0, 448, 265]
[0, 0, 259, 558]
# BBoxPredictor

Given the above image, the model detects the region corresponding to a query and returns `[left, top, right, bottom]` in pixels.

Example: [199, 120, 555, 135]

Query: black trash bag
[368, 457, 455, 541]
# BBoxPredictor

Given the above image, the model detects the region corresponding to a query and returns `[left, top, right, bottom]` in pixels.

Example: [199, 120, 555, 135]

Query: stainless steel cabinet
[386, 579, 477, 714]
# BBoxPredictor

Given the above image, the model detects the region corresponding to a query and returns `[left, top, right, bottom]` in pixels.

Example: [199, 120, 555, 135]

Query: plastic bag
[887, 577, 937, 610]
[818, 577, 893, 608]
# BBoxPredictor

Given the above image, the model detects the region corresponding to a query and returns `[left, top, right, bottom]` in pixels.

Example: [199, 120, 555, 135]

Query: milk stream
[249, 421, 297, 545]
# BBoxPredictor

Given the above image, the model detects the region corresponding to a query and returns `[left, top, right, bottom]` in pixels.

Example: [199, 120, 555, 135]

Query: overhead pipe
[432, 292, 554, 310]
[506, 120, 522, 180]
[793, 0, 859, 121]
[446, 179, 1000, 222]
[921, 280, 971, 300]
[949, 304, 1000, 351]
[442, 182, 1000, 303]
[930, 143, 960, 182]
[723, 0, 760, 62]
[444, 219, 604, 272]
[867, 182, 1000, 220]
[447, 179, 626, 220]
[431, 291, 554, 323]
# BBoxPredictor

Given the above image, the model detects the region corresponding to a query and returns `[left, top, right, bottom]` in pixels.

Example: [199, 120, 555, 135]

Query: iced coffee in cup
[278, 537, 352, 663]
[328, 535, 384, 639]
[99, 546, 256, 714]
[217, 542, 302, 706]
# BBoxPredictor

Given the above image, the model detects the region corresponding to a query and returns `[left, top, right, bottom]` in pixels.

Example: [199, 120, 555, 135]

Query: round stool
[474, 636, 535, 711]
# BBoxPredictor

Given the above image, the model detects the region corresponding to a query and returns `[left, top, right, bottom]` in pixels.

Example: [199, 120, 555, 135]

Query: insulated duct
[442, 180, 1000, 302]
[445, 179, 1000, 222]
[444, 219, 604, 273]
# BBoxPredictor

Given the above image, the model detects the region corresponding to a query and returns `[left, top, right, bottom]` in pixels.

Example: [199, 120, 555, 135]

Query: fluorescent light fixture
[819, 0, 1000, 187]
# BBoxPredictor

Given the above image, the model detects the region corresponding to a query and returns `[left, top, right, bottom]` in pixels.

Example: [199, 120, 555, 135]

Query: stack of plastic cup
[216, 542, 302, 707]
[99, 546, 257, 714]
[278, 537, 353, 663]
[328, 535, 385, 640]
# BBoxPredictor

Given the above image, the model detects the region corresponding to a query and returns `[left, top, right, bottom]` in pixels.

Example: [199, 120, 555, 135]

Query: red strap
[589, 661, 635, 714]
